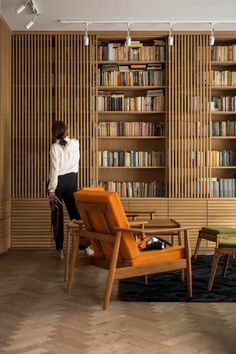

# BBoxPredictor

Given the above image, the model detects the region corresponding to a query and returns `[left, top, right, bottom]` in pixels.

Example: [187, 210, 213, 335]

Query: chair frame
[65, 202, 192, 309]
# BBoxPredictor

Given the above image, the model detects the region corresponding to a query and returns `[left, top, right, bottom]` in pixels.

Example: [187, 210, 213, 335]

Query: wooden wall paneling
[0, 18, 11, 253]
[128, 199, 169, 219]
[168, 35, 210, 198]
[12, 34, 53, 199]
[169, 199, 207, 249]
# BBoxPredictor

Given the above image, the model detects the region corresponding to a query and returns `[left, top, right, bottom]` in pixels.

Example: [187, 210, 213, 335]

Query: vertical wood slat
[12, 34, 53, 198]
[0, 18, 11, 253]
[168, 34, 211, 198]
[54, 34, 97, 189]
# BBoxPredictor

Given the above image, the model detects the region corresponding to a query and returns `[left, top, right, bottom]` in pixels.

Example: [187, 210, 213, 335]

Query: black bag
[143, 236, 172, 251]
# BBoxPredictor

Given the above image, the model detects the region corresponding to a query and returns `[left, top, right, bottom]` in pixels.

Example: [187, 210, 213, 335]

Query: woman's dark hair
[52, 121, 67, 146]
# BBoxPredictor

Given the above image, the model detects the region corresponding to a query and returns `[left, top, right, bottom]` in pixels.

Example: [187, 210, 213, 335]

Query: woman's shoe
[51, 250, 64, 259]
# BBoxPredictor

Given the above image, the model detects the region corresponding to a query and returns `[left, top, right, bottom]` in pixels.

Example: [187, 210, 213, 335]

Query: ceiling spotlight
[25, 14, 39, 30]
[83, 23, 89, 46]
[209, 23, 215, 46]
[16, 0, 30, 14]
[168, 22, 174, 46]
[126, 22, 132, 47]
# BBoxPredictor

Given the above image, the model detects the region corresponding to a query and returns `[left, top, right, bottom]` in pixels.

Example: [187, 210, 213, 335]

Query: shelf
[211, 112, 236, 115]
[98, 61, 166, 65]
[211, 61, 236, 66]
[211, 86, 236, 90]
[98, 136, 166, 139]
[211, 166, 236, 169]
[212, 136, 236, 139]
[98, 111, 166, 114]
[99, 166, 166, 169]
[99, 86, 166, 90]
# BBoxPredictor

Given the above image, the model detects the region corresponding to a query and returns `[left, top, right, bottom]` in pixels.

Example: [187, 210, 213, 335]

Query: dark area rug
[118, 255, 236, 302]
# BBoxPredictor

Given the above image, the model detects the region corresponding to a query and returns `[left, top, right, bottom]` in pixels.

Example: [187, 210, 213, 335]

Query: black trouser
[54, 172, 79, 250]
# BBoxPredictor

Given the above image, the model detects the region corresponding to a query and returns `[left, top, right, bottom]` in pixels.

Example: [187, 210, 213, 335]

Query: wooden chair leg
[194, 235, 202, 259]
[64, 227, 71, 283]
[208, 251, 221, 291]
[103, 231, 122, 310]
[65, 236, 79, 293]
[184, 229, 192, 297]
[223, 255, 230, 278]
[181, 269, 185, 282]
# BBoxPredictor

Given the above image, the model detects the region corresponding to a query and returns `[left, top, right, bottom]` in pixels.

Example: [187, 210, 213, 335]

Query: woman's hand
[48, 192, 55, 204]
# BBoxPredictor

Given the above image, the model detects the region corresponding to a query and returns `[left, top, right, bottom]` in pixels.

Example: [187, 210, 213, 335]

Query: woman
[48, 121, 81, 259]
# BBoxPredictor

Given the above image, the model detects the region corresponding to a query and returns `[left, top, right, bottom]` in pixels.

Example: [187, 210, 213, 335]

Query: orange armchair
[66, 190, 192, 309]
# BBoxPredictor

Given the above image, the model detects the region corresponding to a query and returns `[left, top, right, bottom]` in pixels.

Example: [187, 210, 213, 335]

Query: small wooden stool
[194, 226, 236, 259]
[64, 219, 83, 283]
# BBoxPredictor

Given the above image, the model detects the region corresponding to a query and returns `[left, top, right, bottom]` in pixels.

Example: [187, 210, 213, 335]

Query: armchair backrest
[74, 190, 140, 263]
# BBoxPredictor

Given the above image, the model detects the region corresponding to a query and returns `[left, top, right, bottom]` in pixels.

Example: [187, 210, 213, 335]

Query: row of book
[212, 120, 236, 136]
[98, 66, 165, 86]
[98, 121, 165, 137]
[98, 90, 165, 111]
[211, 45, 236, 62]
[211, 96, 236, 112]
[211, 150, 236, 167]
[97, 41, 166, 61]
[211, 70, 236, 86]
[98, 180, 165, 197]
[210, 178, 236, 197]
[98, 150, 165, 167]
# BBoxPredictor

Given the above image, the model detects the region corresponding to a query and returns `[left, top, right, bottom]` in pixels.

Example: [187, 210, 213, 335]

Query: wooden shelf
[211, 61, 236, 66]
[211, 112, 236, 115]
[211, 166, 236, 169]
[98, 61, 166, 65]
[98, 111, 166, 114]
[99, 86, 166, 90]
[98, 136, 166, 139]
[212, 136, 236, 139]
[211, 86, 236, 89]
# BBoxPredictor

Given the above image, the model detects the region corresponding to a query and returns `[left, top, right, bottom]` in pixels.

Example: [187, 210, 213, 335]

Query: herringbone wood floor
[1, 250, 236, 354]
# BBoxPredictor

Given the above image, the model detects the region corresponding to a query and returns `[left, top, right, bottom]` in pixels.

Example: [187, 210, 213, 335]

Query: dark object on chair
[144, 237, 172, 250]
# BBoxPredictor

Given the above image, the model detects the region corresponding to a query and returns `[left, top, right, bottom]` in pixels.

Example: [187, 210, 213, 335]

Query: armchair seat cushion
[202, 227, 236, 235]
[131, 246, 186, 266]
[219, 237, 236, 248]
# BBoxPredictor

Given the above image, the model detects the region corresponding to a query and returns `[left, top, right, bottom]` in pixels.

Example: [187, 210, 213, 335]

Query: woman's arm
[48, 145, 60, 193]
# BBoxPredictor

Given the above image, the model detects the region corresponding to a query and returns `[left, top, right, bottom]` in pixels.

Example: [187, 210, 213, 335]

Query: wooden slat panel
[169, 34, 211, 198]
[129, 199, 169, 219]
[0, 18, 11, 253]
[169, 200, 207, 249]
[11, 199, 71, 248]
[12, 34, 53, 198]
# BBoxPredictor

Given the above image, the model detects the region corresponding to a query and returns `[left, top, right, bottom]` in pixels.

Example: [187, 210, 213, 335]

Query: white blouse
[48, 137, 80, 192]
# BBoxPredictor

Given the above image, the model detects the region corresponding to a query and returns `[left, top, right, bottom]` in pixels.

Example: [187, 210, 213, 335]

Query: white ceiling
[1, 0, 236, 31]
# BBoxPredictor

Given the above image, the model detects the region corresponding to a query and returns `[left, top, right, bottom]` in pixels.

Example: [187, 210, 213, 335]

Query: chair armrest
[113, 226, 191, 235]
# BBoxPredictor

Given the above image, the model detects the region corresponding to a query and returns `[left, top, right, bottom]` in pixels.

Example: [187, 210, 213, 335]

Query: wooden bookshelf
[210, 40, 236, 198]
[97, 37, 167, 197]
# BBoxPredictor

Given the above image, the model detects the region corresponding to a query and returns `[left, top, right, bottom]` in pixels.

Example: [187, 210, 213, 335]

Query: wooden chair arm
[113, 226, 191, 235]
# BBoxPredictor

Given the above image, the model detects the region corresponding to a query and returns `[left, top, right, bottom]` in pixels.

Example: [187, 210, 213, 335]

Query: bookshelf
[97, 37, 167, 198]
[211, 41, 236, 197]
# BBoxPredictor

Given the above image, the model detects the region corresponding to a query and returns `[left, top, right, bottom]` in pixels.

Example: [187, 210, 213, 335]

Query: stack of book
[98, 91, 165, 111]
[211, 96, 236, 111]
[98, 64, 165, 86]
[212, 120, 236, 136]
[98, 150, 165, 167]
[98, 180, 165, 197]
[211, 150, 236, 166]
[211, 45, 236, 61]
[210, 178, 236, 197]
[211, 70, 236, 86]
[98, 121, 164, 136]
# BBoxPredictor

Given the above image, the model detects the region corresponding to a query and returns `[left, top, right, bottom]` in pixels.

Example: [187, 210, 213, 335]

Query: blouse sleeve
[48, 145, 60, 192]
